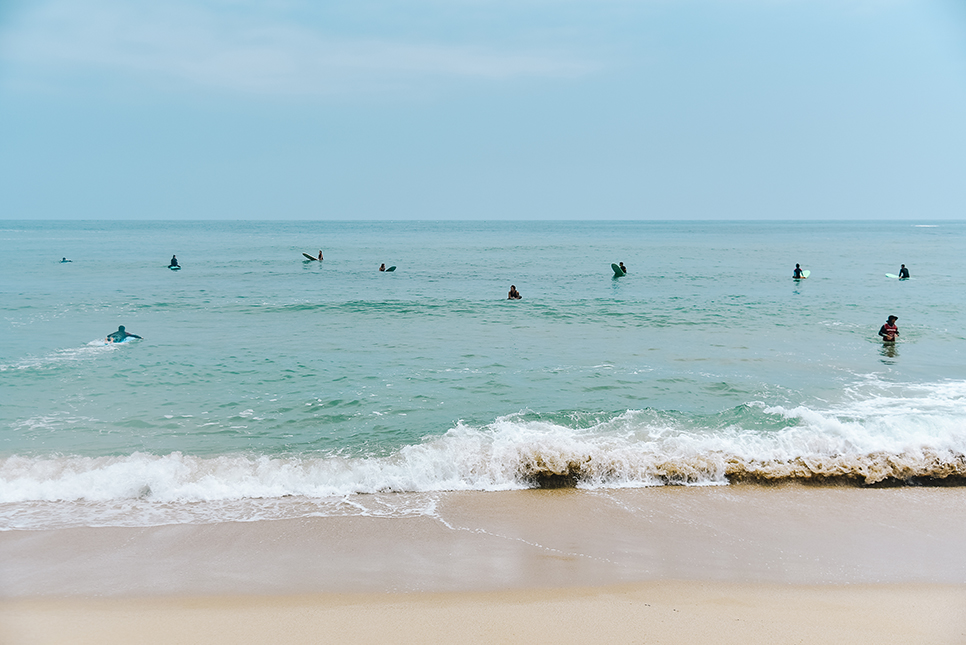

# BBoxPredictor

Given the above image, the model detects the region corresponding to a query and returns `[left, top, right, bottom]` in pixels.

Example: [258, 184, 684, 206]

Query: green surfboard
[612, 263, 626, 277]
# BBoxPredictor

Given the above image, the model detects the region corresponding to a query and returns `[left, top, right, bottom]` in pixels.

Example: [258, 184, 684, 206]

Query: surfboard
[793, 270, 810, 279]
[386, 266, 396, 272]
[612, 263, 626, 277]
[302, 253, 320, 261]
[886, 273, 911, 280]
[168, 265, 181, 270]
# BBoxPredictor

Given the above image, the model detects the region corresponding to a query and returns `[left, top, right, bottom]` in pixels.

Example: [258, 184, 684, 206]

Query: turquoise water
[2, 220, 965, 528]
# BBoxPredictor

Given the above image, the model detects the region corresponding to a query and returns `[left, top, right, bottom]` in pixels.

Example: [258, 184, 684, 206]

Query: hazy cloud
[0, 0, 596, 96]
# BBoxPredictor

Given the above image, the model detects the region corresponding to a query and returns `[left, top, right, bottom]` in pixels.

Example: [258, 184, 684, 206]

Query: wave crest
[3, 384, 966, 528]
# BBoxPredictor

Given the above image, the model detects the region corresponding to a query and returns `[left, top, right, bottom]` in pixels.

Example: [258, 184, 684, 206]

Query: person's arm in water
[107, 331, 142, 342]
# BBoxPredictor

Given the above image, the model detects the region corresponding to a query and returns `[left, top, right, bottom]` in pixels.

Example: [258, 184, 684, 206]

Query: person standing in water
[899, 264, 910, 279]
[106, 325, 142, 343]
[379, 263, 386, 271]
[317, 250, 324, 261]
[793, 264, 806, 279]
[507, 285, 522, 300]
[619, 262, 627, 274]
[878, 315, 899, 342]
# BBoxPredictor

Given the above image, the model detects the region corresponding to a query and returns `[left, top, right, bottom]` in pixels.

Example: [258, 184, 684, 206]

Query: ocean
[2, 220, 964, 530]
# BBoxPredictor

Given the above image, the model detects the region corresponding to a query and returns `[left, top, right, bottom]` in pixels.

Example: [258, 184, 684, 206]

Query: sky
[1, 0, 965, 220]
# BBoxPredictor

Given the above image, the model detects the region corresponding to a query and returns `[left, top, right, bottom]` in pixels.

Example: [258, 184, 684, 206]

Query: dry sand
[3, 486, 966, 643]
[4, 582, 965, 645]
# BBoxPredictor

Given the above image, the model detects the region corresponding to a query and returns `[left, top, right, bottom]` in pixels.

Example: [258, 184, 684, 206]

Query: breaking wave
[3, 379, 966, 529]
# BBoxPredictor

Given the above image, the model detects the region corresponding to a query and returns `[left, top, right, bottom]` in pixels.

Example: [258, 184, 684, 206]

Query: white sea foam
[2, 379, 965, 529]
[0, 340, 120, 372]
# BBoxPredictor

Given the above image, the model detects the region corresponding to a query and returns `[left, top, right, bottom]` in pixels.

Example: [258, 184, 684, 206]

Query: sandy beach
[4, 582, 965, 645]
[3, 486, 966, 643]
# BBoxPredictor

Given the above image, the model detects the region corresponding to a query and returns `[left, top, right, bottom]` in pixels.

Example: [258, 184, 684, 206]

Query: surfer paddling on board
[878, 315, 899, 343]
[793, 264, 806, 279]
[169, 255, 179, 268]
[899, 264, 910, 279]
[106, 325, 142, 343]
[507, 285, 522, 300]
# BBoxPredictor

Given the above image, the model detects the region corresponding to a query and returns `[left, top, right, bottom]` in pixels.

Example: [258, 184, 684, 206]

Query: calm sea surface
[1, 220, 964, 528]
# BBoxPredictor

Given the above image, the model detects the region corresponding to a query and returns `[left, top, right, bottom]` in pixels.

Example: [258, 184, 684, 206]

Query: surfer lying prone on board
[878, 315, 899, 343]
[106, 325, 142, 343]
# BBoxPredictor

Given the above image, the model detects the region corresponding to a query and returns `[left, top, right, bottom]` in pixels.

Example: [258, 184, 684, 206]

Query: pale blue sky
[1, 0, 965, 219]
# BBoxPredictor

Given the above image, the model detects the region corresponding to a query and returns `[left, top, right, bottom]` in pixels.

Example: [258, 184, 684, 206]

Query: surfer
[508, 285, 522, 300]
[106, 325, 142, 343]
[899, 264, 910, 279]
[878, 315, 899, 343]
[61, 257, 71, 263]
[318, 250, 323, 261]
[619, 262, 627, 274]
[793, 264, 805, 279]
[169, 255, 179, 268]
[379, 263, 386, 272]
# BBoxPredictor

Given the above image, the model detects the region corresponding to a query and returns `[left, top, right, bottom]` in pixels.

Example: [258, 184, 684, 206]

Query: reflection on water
[880, 341, 899, 363]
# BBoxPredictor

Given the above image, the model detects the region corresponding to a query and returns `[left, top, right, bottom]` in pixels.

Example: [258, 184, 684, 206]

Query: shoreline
[4, 486, 966, 596]
[3, 487, 966, 643]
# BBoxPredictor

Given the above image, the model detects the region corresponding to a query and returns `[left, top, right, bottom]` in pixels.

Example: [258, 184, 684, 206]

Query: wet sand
[2, 487, 966, 643]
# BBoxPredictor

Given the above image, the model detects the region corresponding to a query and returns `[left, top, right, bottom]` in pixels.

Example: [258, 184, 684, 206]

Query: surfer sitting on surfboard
[899, 265, 910, 279]
[793, 263, 807, 279]
[878, 315, 899, 343]
[508, 285, 522, 300]
[169, 255, 179, 268]
[106, 325, 142, 343]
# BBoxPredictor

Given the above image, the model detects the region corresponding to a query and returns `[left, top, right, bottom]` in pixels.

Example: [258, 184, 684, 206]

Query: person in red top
[878, 315, 899, 342]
